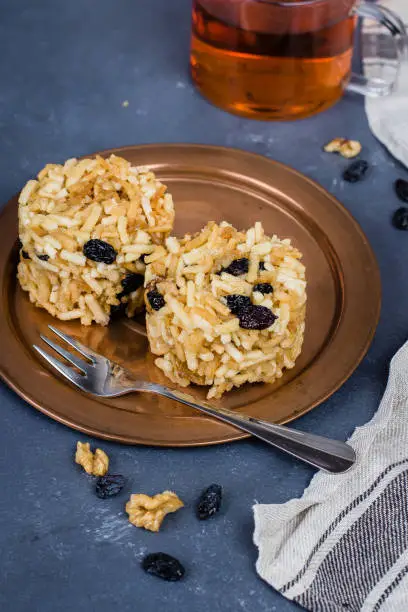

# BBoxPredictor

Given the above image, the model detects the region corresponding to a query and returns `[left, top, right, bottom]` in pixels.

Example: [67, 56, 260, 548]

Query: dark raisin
[22, 251, 30, 260]
[259, 261, 266, 271]
[95, 474, 125, 499]
[83, 239, 117, 264]
[197, 484, 222, 520]
[222, 258, 249, 276]
[37, 253, 49, 261]
[395, 179, 408, 203]
[147, 289, 165, 311]
[139, 254, 148, 265]
[238, 305, 277, 330]
[253, 283, 273, 295]
[120, 273, 144, 296]
[110, 301, 127, 320]
[343, 160, 369, 183]
[392, 207, 408, 231]
[18, 239, 23, 249]
[142, 553, 185, 582]
[225, 294, 251, 315]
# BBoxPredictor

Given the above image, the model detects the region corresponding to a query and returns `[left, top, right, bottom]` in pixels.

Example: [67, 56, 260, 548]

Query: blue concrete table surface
[1, 1, 408, 611]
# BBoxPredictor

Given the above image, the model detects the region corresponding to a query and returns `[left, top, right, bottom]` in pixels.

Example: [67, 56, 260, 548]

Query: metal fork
[33, 325, 356, 473]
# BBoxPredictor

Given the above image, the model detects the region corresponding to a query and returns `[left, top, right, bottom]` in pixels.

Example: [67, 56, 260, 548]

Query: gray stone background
[1, 1, 408, 611]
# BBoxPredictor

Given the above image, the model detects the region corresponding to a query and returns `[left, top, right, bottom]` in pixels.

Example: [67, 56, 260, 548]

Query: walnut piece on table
[93, 448, 109, 476]
[126, 491, 184, 532]
[324, 138, 362, 159]
[75, 441, 109, 476]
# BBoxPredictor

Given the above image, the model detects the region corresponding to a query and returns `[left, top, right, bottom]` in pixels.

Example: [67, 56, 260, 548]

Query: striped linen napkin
[364, 0, 408, 168]
[253, 340, 408, 611]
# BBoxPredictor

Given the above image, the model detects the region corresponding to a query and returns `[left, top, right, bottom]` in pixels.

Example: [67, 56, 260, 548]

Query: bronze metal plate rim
[0, 144, 381, 447]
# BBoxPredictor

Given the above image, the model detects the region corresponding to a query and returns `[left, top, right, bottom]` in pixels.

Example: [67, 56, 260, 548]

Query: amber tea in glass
[190, 0, 406, 120]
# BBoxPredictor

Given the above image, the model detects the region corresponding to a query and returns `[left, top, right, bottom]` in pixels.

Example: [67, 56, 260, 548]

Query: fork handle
[139, 383, 356, 474]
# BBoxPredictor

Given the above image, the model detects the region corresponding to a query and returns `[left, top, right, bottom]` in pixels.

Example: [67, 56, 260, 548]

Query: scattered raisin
[22, 251, 30, 260]
[147, 289, 165, 311]
[197, 484, 222, 520]
[95, 474, 125, 499]
[259, 262, 266, 271]
[392, 207, 408, 231]
[395, 179, 408, 203]
[37, 253, 49, 261]
[142, 553, 185, 582]
[120, 273, 144, 296]
[222, 258, 249, 276]
[110, 302, 127, 320]
[83, 239, 117, 264]
[139, 254, 148, 265]
[343, 160, 369, 183]
[225, 294, 251, 315]
[253, 283, 273, 295]
[238, 305, 277, 330]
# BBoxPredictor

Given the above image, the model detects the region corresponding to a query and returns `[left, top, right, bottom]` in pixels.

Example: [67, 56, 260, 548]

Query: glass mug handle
[347, 2, 407, 97]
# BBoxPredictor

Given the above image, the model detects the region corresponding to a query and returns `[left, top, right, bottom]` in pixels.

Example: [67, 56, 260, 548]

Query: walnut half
[126, 491, 184, 532]
[75, 441, 109, 476]
[324, 138, 362, 159]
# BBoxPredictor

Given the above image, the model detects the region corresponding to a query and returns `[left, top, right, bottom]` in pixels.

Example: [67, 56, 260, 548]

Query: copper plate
[0, 145, 381, 446]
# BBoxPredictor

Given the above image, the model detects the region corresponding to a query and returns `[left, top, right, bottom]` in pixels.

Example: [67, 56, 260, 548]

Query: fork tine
[33, 345, 85, 389]
[47, 325, 97, 361]
[40, 334, 88, 373]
